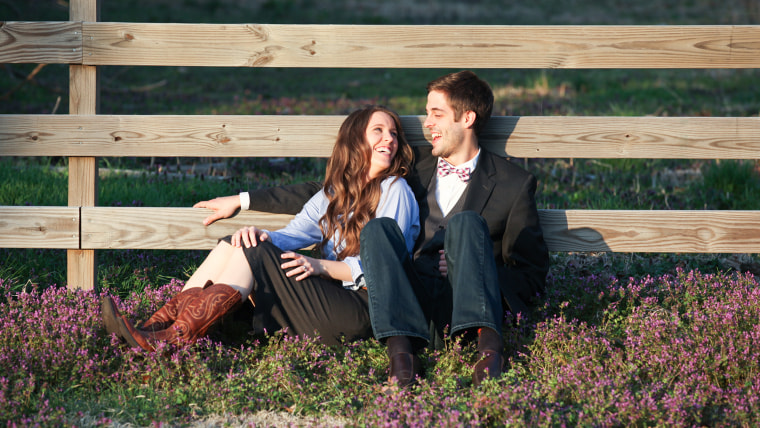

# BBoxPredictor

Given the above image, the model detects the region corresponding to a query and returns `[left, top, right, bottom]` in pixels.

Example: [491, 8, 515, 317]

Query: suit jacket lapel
[463, 150, 497, 215]
[414, 146, 438, 191]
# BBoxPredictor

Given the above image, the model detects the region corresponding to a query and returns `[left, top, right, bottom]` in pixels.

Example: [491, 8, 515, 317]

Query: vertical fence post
[68, 0, 100, 290]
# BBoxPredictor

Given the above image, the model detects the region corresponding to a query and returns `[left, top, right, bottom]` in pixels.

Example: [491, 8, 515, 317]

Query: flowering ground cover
[2, 260, 758, 426]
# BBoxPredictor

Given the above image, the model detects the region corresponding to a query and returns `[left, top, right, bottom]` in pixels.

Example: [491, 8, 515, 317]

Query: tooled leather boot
[118, 283, 243, 352]
[101, 295, 125, 340]
[139, 280, 212, 332]
[472, 327, 504, 386]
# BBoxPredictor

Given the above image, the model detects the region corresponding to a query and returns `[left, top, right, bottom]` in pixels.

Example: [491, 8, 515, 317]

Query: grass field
[1, 0, 760, 426]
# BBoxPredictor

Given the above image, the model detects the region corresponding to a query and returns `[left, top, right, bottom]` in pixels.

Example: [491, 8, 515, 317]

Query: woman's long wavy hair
[317, 106, 414, 260]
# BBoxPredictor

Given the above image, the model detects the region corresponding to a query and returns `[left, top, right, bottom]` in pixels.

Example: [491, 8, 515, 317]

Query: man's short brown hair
[426, 70, 494, 136]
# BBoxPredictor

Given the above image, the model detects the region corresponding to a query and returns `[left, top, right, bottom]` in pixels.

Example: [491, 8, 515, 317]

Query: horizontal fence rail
[540, 210, 760, 253]
[2, 115, 759, 159]
[2, 22, 760, 68]
[3, 207, 758, 253]
[0, 207, 80, 248]
[0, 21, 83, 63]
[77, 209, 760, 253]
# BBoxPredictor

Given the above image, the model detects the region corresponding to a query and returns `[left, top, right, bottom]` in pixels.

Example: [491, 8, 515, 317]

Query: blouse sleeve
[374, 177, 420, 254]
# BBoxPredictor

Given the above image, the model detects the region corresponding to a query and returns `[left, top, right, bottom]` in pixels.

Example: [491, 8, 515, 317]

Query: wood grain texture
[79, 24, 760, 68]
[2, 115, 758, 159]
[3, 22, 759, 68]
[540, 210, 760, 253]
[0, 22, 82, 63]
[70, 0, 99, 22]
[81, 207, 295, 250]
[79, 207, 760, 253]
[0, 207, 80, 248]
[67, 0, 100, 290]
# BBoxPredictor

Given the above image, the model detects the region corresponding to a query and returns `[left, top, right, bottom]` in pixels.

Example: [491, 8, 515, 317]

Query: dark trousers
[360, 212, 503, 348]
[224, 238, 372, 346]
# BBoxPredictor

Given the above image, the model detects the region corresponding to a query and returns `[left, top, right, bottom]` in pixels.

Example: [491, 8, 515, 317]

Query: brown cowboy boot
[118, 283, 243, 352]
[139, 280, 212, 332]
[472, 327, 504, 386]
[101, 295, 125, 340]
[386, 335, 421, 388]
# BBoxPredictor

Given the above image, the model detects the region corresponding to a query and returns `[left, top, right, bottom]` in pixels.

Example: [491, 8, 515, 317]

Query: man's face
[423, 90, 465, 160]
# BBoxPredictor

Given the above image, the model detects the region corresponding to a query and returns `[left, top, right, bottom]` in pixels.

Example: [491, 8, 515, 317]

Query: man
[195, 71, 549, 387]
[359, 71, 548, 387]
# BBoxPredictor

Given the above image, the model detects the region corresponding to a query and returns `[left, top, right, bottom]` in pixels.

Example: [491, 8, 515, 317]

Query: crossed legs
[184, 241, 254, 300]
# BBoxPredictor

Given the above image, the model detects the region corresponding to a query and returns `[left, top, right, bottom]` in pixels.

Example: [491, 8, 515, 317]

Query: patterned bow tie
[437, 158, 471, 182]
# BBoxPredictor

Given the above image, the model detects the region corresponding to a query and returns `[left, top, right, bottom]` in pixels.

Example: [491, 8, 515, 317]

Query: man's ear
[462, 110, 477, 129]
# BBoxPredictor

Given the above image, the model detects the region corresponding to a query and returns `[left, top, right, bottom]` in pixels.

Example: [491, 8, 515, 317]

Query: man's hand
[439, 249, 448, 277]
[194, 195, 241, 226]
[231, 226, 269, 248]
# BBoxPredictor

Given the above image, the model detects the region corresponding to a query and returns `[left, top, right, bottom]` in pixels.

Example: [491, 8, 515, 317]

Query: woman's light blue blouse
[265, 176, 420, 290]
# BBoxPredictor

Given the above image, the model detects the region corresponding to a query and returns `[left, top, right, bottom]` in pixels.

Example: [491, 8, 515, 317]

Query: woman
[102, 105, 419, 350]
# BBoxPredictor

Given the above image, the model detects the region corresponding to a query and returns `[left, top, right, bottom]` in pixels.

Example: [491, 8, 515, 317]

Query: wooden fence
[1, 1, 760, 290]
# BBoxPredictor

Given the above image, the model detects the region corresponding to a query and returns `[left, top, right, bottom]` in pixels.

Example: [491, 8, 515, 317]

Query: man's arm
[194, 181, 322, 225]
[499, 174, 550, 314]
[247, 181, 323, 214]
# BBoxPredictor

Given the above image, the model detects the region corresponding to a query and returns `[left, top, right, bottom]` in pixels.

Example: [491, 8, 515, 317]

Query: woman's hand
[231, 226, 269, 248]
[280, 252, 322, 281]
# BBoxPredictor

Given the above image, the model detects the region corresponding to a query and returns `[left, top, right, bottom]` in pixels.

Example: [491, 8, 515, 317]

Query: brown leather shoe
[139, 281, 211, 332]
[386, 335, 421, 388]
[472, 350, 504, 386]
[472, 327, 504, 386]
[389, 352, 421, 388]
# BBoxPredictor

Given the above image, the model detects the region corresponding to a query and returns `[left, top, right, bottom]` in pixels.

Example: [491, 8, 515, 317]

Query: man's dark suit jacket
[248, 145, 549, 316]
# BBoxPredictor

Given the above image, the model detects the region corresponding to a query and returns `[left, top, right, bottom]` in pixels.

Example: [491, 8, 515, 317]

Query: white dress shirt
[435, 149, 480, 216]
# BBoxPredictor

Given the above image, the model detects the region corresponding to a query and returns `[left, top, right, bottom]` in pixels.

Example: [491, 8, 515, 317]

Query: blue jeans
[360, 211, 503, 347]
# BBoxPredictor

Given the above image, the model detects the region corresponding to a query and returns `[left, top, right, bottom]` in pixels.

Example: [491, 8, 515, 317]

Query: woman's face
[365, 111, 399, 180]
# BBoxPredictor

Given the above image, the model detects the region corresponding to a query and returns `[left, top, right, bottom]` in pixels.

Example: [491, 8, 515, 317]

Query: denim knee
[447, 211, 487, 237]
[362, 217, 400, 237]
